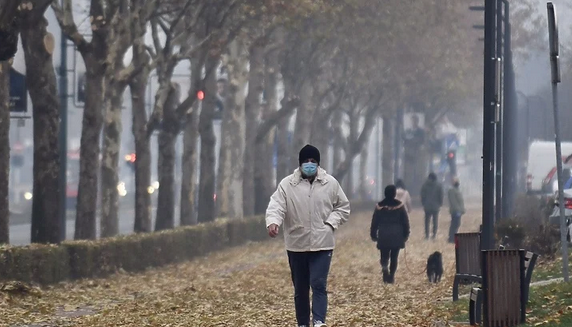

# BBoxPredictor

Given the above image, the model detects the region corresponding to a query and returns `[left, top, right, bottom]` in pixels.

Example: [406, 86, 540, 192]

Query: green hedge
[0, 216, 265, 285]
[0, 200, 371, 285]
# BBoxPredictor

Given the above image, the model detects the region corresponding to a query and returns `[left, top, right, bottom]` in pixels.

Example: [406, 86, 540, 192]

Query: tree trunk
[74, 59, 105, 240]
[216, 119, 229, 217]
[180, 63, 201, 226]
[243, 43, 265, 217]
[130, 52, 152, 233]
[100, 83, 125, 238]
[20, 16, 61, 244]
[382, 115, 394, 187]
[291, 81, 313, 156]
[155, 85, 179, 231]
[219, 39, 248, 219]
[359, 145, 369, 200]
[275, 115, 290, 184]
[255, 50, 279, 214]
[331, 110, 343, 174]
[334, 106, 379, 183]
[0, 0, 20, 62]
[0, 62, 10, 243]
[310, 111, 330, 171]
[197, 57, 218, 223]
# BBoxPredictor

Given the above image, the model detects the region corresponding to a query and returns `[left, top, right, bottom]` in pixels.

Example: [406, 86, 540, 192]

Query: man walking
[266, 144, 350, 327]
[420, 172, 444, 240]
[447, 178, 465, 243]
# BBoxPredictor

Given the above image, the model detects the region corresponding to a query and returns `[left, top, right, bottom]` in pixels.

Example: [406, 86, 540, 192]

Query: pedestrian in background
[420, 172, 444, 240]
[370, 185, 410, 283]
[447, 177, 465, 243]
[395, 179, 412, 213]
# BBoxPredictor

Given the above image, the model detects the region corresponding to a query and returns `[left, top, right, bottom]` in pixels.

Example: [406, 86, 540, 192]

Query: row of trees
[0, 0, 542, 245]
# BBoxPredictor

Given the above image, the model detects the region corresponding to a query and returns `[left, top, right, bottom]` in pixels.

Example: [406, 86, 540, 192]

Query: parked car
[549, 188, 572, 243]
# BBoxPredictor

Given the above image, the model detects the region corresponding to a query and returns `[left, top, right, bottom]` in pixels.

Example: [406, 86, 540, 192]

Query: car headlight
[117, 182, 127, 197]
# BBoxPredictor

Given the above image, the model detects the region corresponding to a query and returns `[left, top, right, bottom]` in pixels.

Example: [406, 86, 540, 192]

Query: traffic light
[197, 90, 205, 101]
[446, 150, 457, 176]
[124, 153, 136, 171]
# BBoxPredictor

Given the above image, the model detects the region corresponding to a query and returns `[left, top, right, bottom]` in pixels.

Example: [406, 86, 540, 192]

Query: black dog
[426, 251, 443, 283]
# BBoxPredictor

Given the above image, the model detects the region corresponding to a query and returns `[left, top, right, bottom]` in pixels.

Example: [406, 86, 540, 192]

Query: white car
[549, 188, 572, 243]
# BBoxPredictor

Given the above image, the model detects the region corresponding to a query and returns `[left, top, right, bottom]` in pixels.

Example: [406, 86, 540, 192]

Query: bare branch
[51, 0, 90, 53]
[255, 97, 300, 144]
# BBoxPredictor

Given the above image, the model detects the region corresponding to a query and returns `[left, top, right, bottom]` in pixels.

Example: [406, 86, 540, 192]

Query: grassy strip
[440, 280, 572, 326]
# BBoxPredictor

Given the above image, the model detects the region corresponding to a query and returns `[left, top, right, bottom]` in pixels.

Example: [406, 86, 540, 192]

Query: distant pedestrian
[370, 185, 410, 283]
[447, 178, 465, 243]
[265, 144, 350, 327]
[395, 179, 412, 213]
[420, 173, 444, 240]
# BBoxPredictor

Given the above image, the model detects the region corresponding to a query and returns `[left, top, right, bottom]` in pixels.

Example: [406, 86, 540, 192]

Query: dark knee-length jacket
[370, 199, 410, 249]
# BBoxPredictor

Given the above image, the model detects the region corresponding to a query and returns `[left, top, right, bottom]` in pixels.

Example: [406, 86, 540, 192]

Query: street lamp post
[481, 0, 498, 250]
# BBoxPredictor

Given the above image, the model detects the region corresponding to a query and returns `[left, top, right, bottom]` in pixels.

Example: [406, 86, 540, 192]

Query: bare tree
[0, 62, 10, 244]
[20, 0, 61, 243]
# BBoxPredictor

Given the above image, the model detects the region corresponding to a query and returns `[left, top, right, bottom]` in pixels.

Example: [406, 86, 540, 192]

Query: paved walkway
[2, 207, 485, 327]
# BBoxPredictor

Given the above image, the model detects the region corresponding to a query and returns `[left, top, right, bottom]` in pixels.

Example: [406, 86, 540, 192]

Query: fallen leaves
[0, 208, 485, 327]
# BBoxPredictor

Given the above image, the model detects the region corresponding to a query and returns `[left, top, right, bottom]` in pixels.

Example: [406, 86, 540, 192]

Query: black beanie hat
[299, 144, 320, 166]
[384, 185, 397, 199]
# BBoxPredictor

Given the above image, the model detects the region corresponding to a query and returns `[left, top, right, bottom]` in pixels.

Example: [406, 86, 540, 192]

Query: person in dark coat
[420, 172, 444, 240]
[370, 185, 411, 284]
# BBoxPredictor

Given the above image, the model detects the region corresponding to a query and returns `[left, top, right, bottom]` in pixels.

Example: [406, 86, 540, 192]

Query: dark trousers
[425, 210, 439, 239]
[380, 248, 400, 275]
[287, 250, 333, 326]
[448, 212, 462, 243]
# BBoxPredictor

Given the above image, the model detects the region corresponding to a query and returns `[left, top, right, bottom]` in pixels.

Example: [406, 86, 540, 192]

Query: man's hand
[325, 222, 335, 232]
[267, 224, 280, 238]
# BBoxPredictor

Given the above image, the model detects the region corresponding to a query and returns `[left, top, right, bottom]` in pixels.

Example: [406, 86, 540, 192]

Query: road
[9, 207, 178, 246]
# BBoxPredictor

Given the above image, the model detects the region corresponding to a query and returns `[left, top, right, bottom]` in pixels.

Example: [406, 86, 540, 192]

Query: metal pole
[552, 83, 569, 282]
[495, 0, 503, 223]
[502, 0, 517, 219]
[547, 2, 569, 282]
[58, 12, 68, 242]
[482, 0, 497, 250]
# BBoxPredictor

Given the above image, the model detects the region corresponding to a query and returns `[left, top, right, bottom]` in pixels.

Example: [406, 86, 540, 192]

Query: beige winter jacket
[396, 188, 412, 213]
[265, 167, 351, 252]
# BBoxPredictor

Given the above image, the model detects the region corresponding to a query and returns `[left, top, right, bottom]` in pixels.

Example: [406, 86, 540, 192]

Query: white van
[527, 141, 572, 193]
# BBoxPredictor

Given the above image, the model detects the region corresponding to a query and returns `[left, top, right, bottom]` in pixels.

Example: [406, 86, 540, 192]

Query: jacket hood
[376, 198, 403, 210]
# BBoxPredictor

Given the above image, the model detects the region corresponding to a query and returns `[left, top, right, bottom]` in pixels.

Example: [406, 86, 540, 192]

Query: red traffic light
[197, 90, 205, 100]
[448, 152, 454, 159]
[124, 153, 136, 163]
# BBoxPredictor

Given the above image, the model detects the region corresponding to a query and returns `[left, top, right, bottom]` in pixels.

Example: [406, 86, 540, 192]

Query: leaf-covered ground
[1, 206, 484, 327]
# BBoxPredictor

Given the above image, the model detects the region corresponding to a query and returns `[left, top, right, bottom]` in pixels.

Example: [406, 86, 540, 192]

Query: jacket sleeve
[325, 181, 351, 230]
[447, 189, 454, 211]
[459, 190, 466, 214]
[370, 209, 379, 241]
[401, 207, 411, 240]
[420, 183, 427, 207]
[265, 183, 287, 228]
[406, 191, 412, 213]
